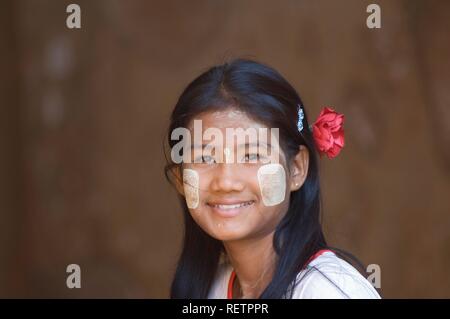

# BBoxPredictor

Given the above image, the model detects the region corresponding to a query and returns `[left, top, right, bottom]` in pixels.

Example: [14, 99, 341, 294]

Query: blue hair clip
[297, 104, 304, 132]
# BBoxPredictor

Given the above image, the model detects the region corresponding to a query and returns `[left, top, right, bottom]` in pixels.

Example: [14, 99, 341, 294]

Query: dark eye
[244, 153, 260, 162]
[201, 155, 216, 164]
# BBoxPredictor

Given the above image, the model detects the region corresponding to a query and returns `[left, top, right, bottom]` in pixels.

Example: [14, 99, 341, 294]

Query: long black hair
[164, 58, 367, 298]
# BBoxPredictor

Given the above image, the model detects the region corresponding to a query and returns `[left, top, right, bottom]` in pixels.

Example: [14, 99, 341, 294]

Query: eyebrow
[191, 142, 272, 149]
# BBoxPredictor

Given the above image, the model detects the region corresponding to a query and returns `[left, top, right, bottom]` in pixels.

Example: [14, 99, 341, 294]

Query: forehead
[187, 108, 267, 131]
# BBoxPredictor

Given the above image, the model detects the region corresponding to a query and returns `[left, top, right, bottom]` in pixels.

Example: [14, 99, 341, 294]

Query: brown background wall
[1, 0, 449, 298]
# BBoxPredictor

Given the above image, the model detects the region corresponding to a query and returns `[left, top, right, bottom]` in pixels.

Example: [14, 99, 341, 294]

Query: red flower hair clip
[298, 105, 345, 159]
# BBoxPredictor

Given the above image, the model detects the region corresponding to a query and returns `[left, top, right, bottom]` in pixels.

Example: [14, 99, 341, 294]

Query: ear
[289, 145, 309, 192]
[170, 166, 185, 196]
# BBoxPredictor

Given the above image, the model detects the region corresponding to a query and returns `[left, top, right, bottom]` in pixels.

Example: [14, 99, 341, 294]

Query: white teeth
[211, 201, 253, 210]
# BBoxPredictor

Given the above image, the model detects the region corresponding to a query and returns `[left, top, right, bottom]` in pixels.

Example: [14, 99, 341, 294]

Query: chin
[209, 224, 253, 242]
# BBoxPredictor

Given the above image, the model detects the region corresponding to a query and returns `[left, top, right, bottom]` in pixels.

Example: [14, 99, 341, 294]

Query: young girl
[164, 59, 381, 299]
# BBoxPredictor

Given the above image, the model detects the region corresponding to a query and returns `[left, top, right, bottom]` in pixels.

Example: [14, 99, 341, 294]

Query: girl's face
[177, 108, 307, 242]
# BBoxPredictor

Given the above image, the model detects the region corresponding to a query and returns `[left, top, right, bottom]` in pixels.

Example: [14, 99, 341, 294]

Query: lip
[207, 200, 255, 218]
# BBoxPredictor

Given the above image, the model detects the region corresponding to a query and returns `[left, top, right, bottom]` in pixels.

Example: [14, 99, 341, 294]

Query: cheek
[182, 169, 199, 209]
[257, 163, 286, 206]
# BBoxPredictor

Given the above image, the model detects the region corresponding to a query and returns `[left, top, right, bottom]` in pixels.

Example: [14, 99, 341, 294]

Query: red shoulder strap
[227, 270, 236, 299]
[304, 249, 333, 267]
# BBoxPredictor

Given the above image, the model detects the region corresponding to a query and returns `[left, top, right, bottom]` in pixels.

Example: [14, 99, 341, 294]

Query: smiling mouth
[208, 201, 254, 210]
[207, 200, 255, 217]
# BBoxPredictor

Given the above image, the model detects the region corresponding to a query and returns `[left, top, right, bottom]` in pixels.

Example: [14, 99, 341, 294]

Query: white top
[207, 251, 381, 299]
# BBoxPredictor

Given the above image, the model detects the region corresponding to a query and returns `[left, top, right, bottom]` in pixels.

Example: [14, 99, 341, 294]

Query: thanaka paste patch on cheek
[257, 163, 286, 206]
[183, 169, 199, 209]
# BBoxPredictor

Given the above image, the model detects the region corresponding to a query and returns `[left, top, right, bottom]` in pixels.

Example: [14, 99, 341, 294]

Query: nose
[209, 164, 245, 194]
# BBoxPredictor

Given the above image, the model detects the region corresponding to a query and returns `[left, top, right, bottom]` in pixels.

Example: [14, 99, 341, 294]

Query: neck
[223, 232, 277, 299]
